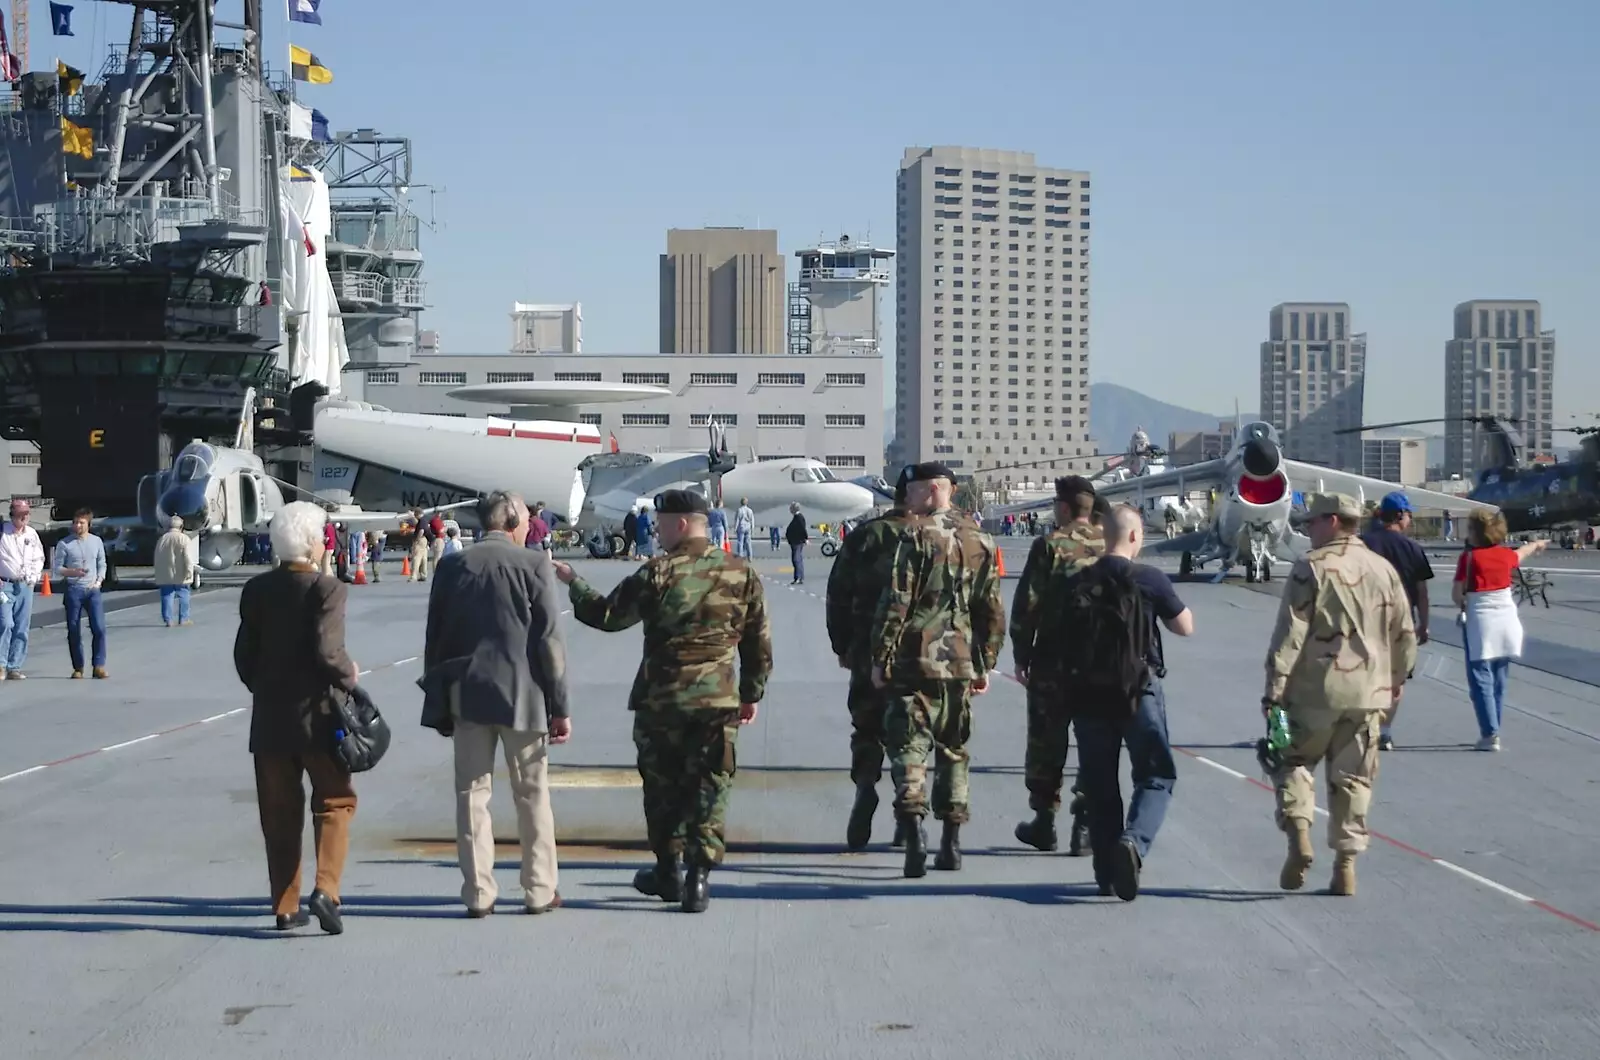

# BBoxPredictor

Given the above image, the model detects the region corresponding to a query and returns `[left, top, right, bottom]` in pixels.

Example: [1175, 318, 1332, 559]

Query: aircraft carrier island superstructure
[0, 0, 428, 517]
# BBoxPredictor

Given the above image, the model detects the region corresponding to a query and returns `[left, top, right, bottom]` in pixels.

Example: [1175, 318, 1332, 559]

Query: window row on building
[367, 370, 870, 388]
[608, 413, 866, 429]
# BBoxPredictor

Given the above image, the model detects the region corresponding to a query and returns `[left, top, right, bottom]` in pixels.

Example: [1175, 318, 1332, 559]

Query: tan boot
[1279, 821, 1315, 891]
[1330, 854, 1357, 896]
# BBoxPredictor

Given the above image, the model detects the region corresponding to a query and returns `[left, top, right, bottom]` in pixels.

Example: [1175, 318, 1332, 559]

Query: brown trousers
[253, 751, 358, 917]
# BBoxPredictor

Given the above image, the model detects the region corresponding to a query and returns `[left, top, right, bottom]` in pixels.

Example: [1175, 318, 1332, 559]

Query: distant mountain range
[1090, 383, 1247, 453]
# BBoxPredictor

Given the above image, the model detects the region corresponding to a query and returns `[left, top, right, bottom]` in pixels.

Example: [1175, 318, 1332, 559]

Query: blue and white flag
[289, 0, 322, 25]
[290, 102, 334, 143]
[310, 108, 330, 142]
[49, 2, 74, 36]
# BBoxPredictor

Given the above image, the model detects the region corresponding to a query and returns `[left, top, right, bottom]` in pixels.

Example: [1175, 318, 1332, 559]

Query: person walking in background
[366, 531, 385, 583]
[1453, 509, 1547, 752]
[0, 498, 45, 680]
[443, 527, 464, 557]
[734, 498, 755, 558]
[1360, 493, 1434, 751]
[708, 501, 728, 549]
[634, 504, 655, 559]
[154, 515, 197, 627]
[785, 503, 810, 585]
[622, 507, 639, 560]
[234, 501, 360, 935]
[422, 491, 571, 918]
[321, 519, 337, 577]
[525, 505, 550, 553]
[428, 511, 447, 571]
[769, 523, 781, 552]
[52, 508, 109, 680]
[407, 510, 430, 583]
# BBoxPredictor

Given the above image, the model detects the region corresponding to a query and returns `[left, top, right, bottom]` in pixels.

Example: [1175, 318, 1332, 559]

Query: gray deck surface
[1, 543, 1597, 1059]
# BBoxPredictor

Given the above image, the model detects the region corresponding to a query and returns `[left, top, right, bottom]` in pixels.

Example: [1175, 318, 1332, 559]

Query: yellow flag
[60, 118, 94, 159]
[290, 44, 334, 85]
[57, 60, 85, 97]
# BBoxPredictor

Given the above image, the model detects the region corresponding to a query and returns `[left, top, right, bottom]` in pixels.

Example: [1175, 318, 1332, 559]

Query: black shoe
[890, 816, 910, 850]
[1067, 800, 1092, 857]
[1097, 880, 1114, 897]
[1111, 839, 1142, 902]
[845, 783, 879, 852]
[681, 866, 710, 913]
[633, 857, 683, 903]
[933, 821, 962, 871]
[1014, 810, 1058, 852]
[274, 910, 310, 931]
[308, 889, 343, 935]
[901, 815, 928, 878]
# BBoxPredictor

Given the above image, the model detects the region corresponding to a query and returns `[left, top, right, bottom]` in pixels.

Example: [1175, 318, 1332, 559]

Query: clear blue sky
[45, 0, 1600, 429]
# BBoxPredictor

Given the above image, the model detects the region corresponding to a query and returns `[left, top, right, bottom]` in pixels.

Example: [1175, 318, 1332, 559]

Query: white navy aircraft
[990, 420, 1491, 581]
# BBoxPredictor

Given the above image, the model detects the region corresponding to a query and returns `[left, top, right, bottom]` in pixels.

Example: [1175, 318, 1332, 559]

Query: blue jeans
[1073, 680, 1177, 879]
[159, 585, 191, 625]
[790, 542, 805, 583]
[735, 529, 752, 558]
[770, 527, 780, 551]
[64, 585, 107, 671]
[710, 527, 727, 548]
[1467, 658, 1509, 738]
[0, 578, 33, 670]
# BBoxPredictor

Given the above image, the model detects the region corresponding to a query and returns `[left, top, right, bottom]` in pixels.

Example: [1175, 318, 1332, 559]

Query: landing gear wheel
[1245, 563, 1258, 584]
[1179, 552, 1193, 578]
[820, 540, 838, 558]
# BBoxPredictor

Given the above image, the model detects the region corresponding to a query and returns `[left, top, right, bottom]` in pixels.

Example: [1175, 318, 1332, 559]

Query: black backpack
[1057, 561, 1151, 712]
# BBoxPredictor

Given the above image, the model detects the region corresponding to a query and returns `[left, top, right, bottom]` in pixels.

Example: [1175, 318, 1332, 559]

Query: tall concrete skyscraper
[659, 228, 785, 354]
[1259, 302, 1366, 471]
[1444, 300, 1555, 477]
[893, 147, 1092, 476]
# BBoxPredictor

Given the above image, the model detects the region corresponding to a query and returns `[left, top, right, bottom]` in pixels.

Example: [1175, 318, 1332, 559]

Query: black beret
[654, 489, 709, 515]
[906, 462, 957, 484]
[1055, 475, 1096, 501]
[893, 466, 911, 503]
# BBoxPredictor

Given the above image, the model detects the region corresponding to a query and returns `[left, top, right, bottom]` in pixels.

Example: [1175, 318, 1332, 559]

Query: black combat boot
[845, 782, 879, 852]
[890, 816, 910, 849]
[933, 821, 962, 871]
[633, 855, 683, 903]
[681, 865, 710, 913]
[1014, 809, 1058, 852]
[901, 815, 928, 878]
[1067, 793, 1092, 857]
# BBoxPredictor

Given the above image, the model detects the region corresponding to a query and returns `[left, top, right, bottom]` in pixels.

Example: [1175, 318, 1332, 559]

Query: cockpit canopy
[790, 463, 838, 484]
[170, 442, 218, 485]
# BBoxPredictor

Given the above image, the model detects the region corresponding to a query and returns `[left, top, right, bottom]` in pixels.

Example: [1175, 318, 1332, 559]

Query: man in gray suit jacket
[423, 491, 572, 917]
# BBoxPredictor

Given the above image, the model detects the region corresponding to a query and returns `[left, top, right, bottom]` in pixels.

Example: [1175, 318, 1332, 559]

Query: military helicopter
[1334, 416, 1600, 533]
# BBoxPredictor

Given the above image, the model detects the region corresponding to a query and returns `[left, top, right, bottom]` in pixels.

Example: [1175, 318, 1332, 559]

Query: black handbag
[329, 685, 391, 773]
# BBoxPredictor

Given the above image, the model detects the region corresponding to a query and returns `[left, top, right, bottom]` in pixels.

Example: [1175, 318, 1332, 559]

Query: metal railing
[333, 270, 384, 303]
[387, 277, 425, 307]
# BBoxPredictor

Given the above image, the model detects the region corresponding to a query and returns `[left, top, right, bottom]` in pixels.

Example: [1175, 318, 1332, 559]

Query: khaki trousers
[1273, 709, 1380, 855]
[409, 540, 429, 581]
[254, 751, 357, 917]
[453, 719, 558, 910]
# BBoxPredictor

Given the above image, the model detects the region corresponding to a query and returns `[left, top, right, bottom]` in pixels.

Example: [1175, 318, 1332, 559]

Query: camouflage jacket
[1265, 535, 1418, 713]
[870, 508, 1006, 682]
[1010, 521, 1106, 673]
[568, 537, 773, 710]
[825, 508, 910, 667]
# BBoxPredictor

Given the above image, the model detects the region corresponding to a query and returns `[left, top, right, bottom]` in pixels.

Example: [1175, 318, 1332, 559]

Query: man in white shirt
[0, 499, 45, 680]
[734, 498, 756, 559]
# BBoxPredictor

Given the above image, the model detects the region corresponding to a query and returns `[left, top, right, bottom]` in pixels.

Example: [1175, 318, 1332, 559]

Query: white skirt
[1466, 588, 1523, 662]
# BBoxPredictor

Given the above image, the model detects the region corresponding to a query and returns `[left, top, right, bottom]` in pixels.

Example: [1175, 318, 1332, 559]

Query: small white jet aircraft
[313, 403, 877, 556]
[991, 420, 1491, 581]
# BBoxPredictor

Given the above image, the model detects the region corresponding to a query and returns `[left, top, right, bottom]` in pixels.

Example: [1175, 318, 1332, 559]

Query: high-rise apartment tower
[1259, 302, 1366, 471]
[1444, 300, 1555, 478]
[659, 228, 785, 355]
[893, 147, 1092, 476]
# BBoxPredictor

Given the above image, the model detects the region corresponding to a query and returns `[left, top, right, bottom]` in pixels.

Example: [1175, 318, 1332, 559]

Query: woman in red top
[1452, 509, 1547, 751]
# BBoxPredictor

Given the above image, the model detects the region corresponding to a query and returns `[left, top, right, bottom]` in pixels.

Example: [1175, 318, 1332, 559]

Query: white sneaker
[1475, 735, 1501, 752]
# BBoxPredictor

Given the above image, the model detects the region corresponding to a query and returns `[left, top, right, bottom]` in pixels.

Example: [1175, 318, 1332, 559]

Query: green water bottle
[1266, 705, 1292, 752]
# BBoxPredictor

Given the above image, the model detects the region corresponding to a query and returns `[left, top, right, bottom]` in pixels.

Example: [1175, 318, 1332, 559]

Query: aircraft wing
[986, 459, 1229, 519]
[1278, 461, 1492, 513]
[41, 515, 145, 533]
[1141, 529, 1211, 555]
[326, 500, 478, 530]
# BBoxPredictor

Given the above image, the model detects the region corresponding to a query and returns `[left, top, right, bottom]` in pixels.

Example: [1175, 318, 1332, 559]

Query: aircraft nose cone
[1242, 437, 1280, 479]
[157, 484, 207, 526]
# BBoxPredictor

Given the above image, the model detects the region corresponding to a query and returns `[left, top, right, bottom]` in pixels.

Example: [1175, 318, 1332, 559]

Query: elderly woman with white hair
[153, 514, 197, 627]
[233, 501, 361, 934]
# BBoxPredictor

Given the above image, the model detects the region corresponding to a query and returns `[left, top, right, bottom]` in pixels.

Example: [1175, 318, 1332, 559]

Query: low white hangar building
[348, 352, 886, 475]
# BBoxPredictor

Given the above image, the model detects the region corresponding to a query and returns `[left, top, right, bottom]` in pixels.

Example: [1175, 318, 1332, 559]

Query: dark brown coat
[234, 565, 358, 755]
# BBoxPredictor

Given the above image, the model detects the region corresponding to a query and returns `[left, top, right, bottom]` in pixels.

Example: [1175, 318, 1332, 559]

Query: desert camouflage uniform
[1265, 535, 1416, 853]
[1010, 521, 1106, 813]
[870, 508, 1006, 822]
[568, 538, 772, 867]
[825, 508, 910, 785]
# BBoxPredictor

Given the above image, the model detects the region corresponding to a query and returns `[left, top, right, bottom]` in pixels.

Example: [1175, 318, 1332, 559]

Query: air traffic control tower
[787, 235, 892, 357]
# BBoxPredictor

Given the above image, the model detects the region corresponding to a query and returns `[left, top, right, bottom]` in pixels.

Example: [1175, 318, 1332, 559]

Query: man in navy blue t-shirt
[1360, 492, 1433, 751]
[1075, 504, 1194, 902]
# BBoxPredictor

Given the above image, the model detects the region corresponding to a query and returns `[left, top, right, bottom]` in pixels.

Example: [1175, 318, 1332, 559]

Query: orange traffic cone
[722, 537, 731, 554]
[400, 555, 412, 578]
[354, 557, 368, 585]
[996, 548, 1007, 577]
[40, 572, 51, 596]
